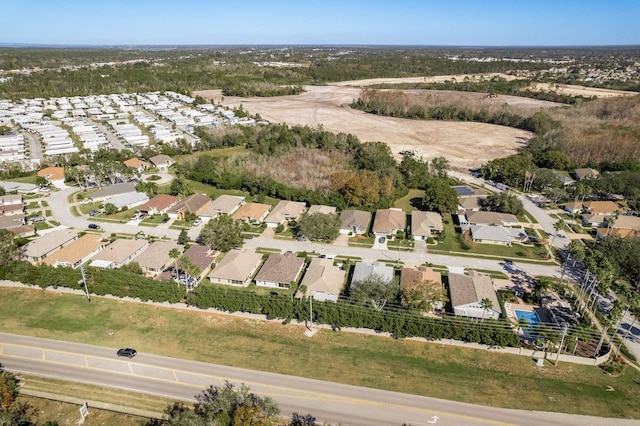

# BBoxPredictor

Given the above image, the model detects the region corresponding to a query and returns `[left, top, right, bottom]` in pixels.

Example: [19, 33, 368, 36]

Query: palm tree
[516, 316, 529, 336]
[547, 219, 565, 257]
[480, 298, 494, 322]
[168, 248, 181, 283]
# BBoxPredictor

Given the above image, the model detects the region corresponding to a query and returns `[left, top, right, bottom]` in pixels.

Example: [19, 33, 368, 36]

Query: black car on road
[117, 348, 137, 358]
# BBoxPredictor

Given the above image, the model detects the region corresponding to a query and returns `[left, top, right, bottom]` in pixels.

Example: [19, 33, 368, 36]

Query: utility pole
[309, 295, 313, 330]
[555, 326, 568, 366]
[79, 266, 90, 303]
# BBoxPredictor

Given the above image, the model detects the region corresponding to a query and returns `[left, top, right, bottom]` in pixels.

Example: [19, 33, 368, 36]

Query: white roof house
[350, 261, 394, 290]
[89, 238, 149, 269]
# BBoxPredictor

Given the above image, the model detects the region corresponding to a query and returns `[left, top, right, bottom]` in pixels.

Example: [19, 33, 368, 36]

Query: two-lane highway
[0, 332, 635, 426]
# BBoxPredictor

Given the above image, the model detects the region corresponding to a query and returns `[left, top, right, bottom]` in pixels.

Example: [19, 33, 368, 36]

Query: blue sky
[1, 0, 639, 46]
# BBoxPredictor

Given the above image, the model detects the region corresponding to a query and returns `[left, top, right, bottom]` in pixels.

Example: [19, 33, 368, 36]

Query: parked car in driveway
[117, 348, 137, 358]
[89, 210, 101, 217]
[193, 218, 202, 226]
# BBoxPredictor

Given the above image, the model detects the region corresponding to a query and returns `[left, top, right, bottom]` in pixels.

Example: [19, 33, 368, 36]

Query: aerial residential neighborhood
[0, 3, 639, 425]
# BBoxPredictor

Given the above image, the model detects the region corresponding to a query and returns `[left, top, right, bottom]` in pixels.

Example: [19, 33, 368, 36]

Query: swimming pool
[515, 309, 542, 338]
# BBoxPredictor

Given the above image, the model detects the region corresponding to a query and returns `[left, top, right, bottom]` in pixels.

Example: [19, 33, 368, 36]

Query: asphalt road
[0, 332, 634, 426]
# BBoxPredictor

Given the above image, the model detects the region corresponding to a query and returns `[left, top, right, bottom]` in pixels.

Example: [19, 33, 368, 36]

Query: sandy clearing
[330, 73, 516, 87]
[195, 85, 532, 169]
[526, 82, 637, 98]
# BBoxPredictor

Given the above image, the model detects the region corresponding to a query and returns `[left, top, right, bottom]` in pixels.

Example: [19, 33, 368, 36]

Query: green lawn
[429, 216, 550, 261]
[0, 288, 638, 419]
[348, 235, 375, 247]
[393, 189, 425, 212]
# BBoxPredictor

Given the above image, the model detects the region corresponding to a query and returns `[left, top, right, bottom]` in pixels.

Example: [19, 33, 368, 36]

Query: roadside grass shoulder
[0, 288, 638, 419]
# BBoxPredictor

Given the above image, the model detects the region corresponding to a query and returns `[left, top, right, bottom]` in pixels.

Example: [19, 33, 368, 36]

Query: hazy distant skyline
[2, 0, 639, 46]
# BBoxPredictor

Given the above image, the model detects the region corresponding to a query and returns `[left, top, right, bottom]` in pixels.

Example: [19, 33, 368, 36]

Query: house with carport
[89, 238, 149, 269]
[208, 248, 263, 287]
[254, 252, 305, 288]
[297, 257, 346, 302]
[448, 270, 501, 320]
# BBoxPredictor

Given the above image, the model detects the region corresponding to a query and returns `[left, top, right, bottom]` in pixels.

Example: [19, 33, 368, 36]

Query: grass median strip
[1, 287, 638, 419]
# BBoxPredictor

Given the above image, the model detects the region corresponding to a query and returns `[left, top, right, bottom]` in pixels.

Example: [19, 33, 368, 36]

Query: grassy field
[0, 288, 638, 419]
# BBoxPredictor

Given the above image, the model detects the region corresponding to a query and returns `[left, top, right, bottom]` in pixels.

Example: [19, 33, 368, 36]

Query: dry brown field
[193, 75, 636, 169]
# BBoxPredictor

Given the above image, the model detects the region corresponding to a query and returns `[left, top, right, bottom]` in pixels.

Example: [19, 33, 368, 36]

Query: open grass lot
[1, 288, 639, 419]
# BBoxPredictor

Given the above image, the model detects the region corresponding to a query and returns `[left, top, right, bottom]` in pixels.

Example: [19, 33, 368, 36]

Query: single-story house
[400, 265, 444, 311]
[8, 224, 36, 238]
[339, 209, 372, 235]
[22, 229, 78, 262]
[149, 154, 175, 171]
[37, 166, 66, 189]
[297, 257, 346, 302]
[411, 211, 443, 240]
[199, 195, 245, 221]
[563, 202, 583, 214]
[91, 182, 137, 203]
[0, 181, 38, 193]
[0, 202, 24, 216]
[123, 158, 150, 173]
[458, 195, 486, 212]
[232, 202, 271, 224]
[371, 208, 406, 238]
[469, 225, 526, 245]
[582, 201, 620, 215]
[460, 211, 519, 230]
[572, 168, 599, 181]
[597, 227, 640, 239]
[43, 233, 106, 269]
[453, 185, 486, 198]
[448, 270, 501, 320]
[137, 194, 179, 216]
[264, 200, 307, 227]
[350, 261, 394, 290]
[158, 244, 216, 284]
[89, 238, 149, 269]
[0, 214, 26, 230]
[254, 252, 305, 288]
[0, 194, 22, 206]
[581, 213, 608, 227]
[135, 240, 182, 276]
[167, 193, 212, 219]
[208, 248, 263, 287]
[307, 205, 337, 215]
[108, 192, 150, 210]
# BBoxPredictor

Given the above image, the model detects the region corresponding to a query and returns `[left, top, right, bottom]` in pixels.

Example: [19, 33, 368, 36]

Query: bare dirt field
[195, 85, 534, 169]
[525, 82, 637, 98]
[195, 74, 632, 169]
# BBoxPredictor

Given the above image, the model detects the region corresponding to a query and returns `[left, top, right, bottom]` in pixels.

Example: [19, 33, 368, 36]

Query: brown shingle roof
[448, 270, 498, 309]
[255, 252, 305, 285]
[372, 208, 406, 234]
[232, 202, 271, 222]
[167, 194, 211, 216]
[400, 266, 442, 288]
[37, 166, 65, 181]
[43, 234, 105, 266]
[138, 194, 179, 213]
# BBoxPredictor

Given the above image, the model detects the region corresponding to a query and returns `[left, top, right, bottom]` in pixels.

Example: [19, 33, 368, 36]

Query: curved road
[0, 332, 634, 426]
